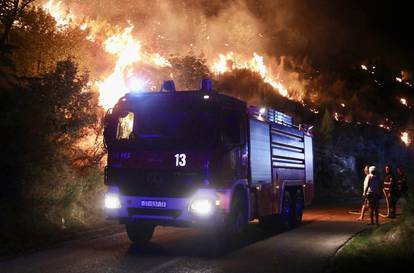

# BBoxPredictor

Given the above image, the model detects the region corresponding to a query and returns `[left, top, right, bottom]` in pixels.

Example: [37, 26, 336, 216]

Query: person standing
[383, 165, 397, 218]
[363, 166, 380, 225]
[357, 165, 370, 221]
[395, 166, 408, 212]
[396, 167, 408, 198]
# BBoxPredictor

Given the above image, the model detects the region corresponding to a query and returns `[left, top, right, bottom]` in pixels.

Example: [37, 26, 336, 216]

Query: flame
[400, 98, 408, 106]
[361, 64, 368, 70]
[42, 1, 304, 109]
[152, 53, 171, 68]
[95, 26, 142, 109]
[401, 132, 411, 146]
[43, 0, 76, 30]
[396, 77, 403, 83]
[96, 25, 174, 109]
[212, 52, 297, 99]
[333, 112, 340, 121]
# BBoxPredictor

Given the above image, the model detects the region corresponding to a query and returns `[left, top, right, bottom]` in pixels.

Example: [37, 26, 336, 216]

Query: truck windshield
[116, 112, 134, 140]
[114, 106, 219, 148]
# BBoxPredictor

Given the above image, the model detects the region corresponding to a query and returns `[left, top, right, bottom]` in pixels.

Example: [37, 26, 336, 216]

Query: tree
[28, 58, 99, 151]
[12, 6, 93, 77]
[319, 108, 334, 146]
[168, 55, 210, 90]
[0, 58, 101, 221]
[0, 0, 34, 45]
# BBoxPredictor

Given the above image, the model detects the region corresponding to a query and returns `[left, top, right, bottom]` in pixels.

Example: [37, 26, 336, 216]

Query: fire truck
[103, 79, 314, 244]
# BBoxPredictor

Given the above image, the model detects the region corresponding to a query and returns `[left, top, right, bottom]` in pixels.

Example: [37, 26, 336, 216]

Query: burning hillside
[38, 0, 413, 146]
[41, 0, 311, 107]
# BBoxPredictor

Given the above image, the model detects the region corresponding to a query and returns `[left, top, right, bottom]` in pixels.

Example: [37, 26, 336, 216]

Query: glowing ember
[361, 64, 368, 70]
[378, 124, 391, 131]
[400, 98, 408, 106]
[333, 112, 340, 121]
[401, 132, 411, 146]
[340, 103, 345, 108]
[396, 77, 403, 82]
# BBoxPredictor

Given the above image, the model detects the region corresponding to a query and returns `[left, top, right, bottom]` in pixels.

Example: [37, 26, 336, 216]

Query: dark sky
[248, 0, 414, 70]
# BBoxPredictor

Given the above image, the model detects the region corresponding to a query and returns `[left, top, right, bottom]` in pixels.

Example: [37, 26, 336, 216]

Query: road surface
[1, 201, 384, 273]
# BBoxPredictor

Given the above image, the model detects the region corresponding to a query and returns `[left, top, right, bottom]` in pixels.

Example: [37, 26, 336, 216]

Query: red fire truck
[103, 79, 314, 244]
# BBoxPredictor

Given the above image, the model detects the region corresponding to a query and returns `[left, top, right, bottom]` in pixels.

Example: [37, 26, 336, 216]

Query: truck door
[304, 134, 314, 205]
[249, 118, 273, 217]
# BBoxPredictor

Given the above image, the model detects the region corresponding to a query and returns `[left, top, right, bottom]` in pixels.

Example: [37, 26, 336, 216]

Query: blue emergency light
[200, 78, 212, 91]
[160, 80, 176, 92]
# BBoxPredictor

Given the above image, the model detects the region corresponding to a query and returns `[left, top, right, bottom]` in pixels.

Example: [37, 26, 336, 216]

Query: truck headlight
[105, 193, 121, 209]
[190, 199, 213, 216]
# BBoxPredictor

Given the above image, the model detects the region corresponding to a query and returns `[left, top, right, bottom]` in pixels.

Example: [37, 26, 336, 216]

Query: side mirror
[103, 112, 116, 147]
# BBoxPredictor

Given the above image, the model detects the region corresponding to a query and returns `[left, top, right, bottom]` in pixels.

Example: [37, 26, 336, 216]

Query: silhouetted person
[357, 165, 370, 221]
[396, 167, 408, 198]
[383, 165, 397, 218]
[363, 166, 380, 225]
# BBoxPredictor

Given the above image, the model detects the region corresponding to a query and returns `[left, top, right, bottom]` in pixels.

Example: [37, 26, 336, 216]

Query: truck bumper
[105, 188, 230, 228]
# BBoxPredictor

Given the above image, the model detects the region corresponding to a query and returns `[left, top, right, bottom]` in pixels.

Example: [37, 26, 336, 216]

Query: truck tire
[227, 189, 248, 235]
[206, 190, 248, 256]
[281, 190, 293, 230]
[258, 215, 278, 231]
[126, 222, 155, 244]
[292, 189, 304, 227]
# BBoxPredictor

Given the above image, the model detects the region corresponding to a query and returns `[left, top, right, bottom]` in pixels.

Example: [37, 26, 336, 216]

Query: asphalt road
[0, 201, 382, 273]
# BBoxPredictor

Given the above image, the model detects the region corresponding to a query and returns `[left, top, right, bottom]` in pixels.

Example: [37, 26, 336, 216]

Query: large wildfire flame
[41, 1, 413, 148]
[42, 0, 299, 110]
[212, 52, 290, 98]
[42, 0, 76, 29]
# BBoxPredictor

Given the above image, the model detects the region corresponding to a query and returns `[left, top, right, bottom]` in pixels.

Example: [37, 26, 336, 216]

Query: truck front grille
[108, 168, 201, 198]
[128, 208, 182, 218]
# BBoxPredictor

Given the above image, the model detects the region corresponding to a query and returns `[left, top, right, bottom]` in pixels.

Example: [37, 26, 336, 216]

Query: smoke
[61, 0, 265, 57]
[42, 0, 414, 130]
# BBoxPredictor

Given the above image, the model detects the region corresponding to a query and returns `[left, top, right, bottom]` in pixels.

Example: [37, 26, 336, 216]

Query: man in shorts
[363, 166, 381, 225]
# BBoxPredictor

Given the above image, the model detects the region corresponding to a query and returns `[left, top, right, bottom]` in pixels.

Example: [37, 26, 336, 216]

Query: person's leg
[375, 198, 379, 225]
[389, 196, 396, 218]
[384, 189, 391, 217]
[394, 195, 400, 216]
[357, 204, 366, 220]
[370, 209, 374, 224]
[369, 200, 374, 225]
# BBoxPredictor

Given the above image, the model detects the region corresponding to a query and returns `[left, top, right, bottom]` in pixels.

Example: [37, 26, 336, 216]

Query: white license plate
[140, 200, 167, 208]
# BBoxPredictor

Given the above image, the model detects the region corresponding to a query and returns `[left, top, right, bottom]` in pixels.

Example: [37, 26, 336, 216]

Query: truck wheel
[206, 191, 247, 256]
[292, 189, 304, 227]
[259, 215, 278, 231]
[126, 222, 155, 244]
[227, 190, 248, 235]
[281, 190, 293, 230]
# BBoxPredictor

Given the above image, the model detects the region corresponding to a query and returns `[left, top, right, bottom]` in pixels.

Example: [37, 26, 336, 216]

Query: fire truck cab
[103, 80, 314, 244]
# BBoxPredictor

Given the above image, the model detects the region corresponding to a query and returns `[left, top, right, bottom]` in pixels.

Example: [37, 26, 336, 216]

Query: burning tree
[0, 0, 35, 45]
[0, 59, 104, 250]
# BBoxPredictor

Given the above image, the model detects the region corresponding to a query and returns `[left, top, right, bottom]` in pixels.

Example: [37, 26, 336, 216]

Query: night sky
[247, 0, 414, 70]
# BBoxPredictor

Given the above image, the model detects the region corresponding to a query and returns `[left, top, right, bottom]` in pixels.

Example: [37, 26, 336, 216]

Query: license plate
[140, 200, 167, 208]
